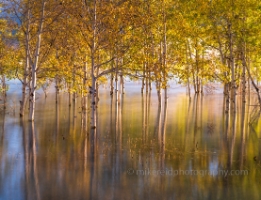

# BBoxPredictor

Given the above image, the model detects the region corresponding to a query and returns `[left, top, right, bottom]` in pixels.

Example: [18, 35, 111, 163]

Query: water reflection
[24, 122, 40, 200]
[0, 91, 261, 199]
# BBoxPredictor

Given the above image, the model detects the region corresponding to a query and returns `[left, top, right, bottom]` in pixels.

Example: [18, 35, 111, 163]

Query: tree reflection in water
[0, 90, 261, 200]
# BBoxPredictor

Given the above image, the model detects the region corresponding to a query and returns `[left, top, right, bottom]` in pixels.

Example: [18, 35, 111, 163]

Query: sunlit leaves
[1, 0, 261, 96]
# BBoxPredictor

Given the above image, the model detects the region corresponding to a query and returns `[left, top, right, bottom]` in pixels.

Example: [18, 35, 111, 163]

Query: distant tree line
[0, 0, 261, 126]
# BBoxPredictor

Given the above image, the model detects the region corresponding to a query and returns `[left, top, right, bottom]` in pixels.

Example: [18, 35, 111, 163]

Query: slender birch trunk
[83, 61, 88, 110]
[90, 0, 97, 128]
[73, 65, 77, 103]
[141, 62, 145, 94]
[55, 75, 60, 104]
[20, 5, 30, 117]
[110, 73, 114, 95]
[90, 58, 97, 128]
[243, 54, 261, 109]
[195, 41, 200, 94]
[241, 51, 246, 104]
[29, 0, 46, 121]
[228, 22, 236, 112]
[162, 88, 168, 133]
[0, 76, 7, 109]
[68, 84, 72, 107]
[142, 92, 145, 141]
[120, 74, 124, 95]
[115, 58, 119, 106]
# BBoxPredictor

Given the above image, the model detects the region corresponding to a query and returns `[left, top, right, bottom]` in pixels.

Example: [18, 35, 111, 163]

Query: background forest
[1, 0, 261, 124]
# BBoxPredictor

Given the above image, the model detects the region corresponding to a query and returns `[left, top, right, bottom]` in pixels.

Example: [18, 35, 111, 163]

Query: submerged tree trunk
[149, 71, 152, 91]
[242, 54, 246, 105]
[187, 77, 191, 100]
[142, 92, 145, 141]
[90, 67, 97, 129]
[242, 51, 261, 109]
[193, 94, 200, 151]
[240, 95, 246, 169]
[141, 63, 145, 94]
[228, 22, 236, 112]
[20, 16, 30, 117]
[162, 88, 168, 133]
[1, 76, 7, 109]
[96, 80, 99, 104]
[120, 74, 124, 95]
[83, 61, 88, 110]
[145, 67, 149, 94]
[55, 75, 60, 104]
[68, 85, 72, 107]
[29, 68, 37, 121]
[156, 81, 162, 108]
[155, 101, 162, 138]
[29, 0, 46, 121]
[115, 58, 119, 106]
[110, 73, 114, 95]
[90, 10, 97, 129]
[195, 41, 200, 94]
[224, 83, 230, 113]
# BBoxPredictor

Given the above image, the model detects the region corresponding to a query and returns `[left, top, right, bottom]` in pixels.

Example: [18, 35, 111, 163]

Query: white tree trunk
[29, 0, 46, 121]
[20, 5, 30, 117]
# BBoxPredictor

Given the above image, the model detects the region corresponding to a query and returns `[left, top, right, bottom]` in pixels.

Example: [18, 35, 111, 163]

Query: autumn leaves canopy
[0, 0, 261, 119]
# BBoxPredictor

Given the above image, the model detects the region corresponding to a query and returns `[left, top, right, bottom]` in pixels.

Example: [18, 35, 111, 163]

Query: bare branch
[94, 57, 115, 69]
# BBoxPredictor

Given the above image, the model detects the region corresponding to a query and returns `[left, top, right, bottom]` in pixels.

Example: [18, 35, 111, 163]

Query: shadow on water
[1, 91, 261, 199]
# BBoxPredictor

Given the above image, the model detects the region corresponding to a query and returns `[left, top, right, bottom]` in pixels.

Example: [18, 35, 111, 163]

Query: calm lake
[1, 81, 261, 200]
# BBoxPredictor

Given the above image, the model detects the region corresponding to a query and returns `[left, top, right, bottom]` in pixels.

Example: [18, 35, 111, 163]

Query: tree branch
[94, 57, 115, 69]
[96, 67, 116, 79]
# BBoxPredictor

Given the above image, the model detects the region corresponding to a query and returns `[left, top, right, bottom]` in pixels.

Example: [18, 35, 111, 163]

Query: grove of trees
[1, 0, 261, 127]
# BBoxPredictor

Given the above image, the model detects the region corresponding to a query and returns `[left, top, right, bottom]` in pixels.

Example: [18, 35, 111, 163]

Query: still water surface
[0, 83, 261, 200]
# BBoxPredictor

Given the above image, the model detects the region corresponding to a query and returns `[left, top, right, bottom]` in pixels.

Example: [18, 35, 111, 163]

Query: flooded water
[1, 82, 261, 200]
